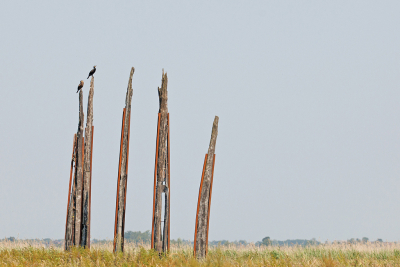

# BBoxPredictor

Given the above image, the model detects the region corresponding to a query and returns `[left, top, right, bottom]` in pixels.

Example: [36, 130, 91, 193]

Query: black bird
[77, 80, 84, 93]
[87, 65, 97, 79]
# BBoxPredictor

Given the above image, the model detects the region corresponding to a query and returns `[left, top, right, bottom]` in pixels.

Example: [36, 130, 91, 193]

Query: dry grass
[1, 240, 400, 266]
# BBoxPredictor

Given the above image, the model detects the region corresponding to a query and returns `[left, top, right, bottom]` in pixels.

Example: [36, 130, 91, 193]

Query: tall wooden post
[74, 90, 85, 246]
[194, 116, 219, 259]
[65, 90, 85, 250]
[65, 134, 76, 250]
[81, 77, 94, 248]
[114, 67, 135, 253]
[88, 126, 94, 248]
[151, 70, 170, 253]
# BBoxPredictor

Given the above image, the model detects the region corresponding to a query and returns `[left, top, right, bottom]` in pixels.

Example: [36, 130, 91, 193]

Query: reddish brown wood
[114, 108, 126, 250]
[205, 154, 216, 255]
[151, 113, 161, 249]
[194, 154, 208, 257]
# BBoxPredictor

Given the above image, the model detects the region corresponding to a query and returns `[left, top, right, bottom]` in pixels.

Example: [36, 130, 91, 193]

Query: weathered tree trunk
[114, 67, 134, 252]
[152, 70, 170, 253]
[162, 183, 169, 251]
[65, 175, 77, 250]
[65, 92, 85, 250]
[81, 77, 94, 248]
[74, 90, 85, 246]
[194, 116, 219, 259]
[65, 134, 76, 250]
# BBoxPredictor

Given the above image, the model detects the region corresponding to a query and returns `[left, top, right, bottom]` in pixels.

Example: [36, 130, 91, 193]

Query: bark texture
[115, 67, 134, 252]
[74, 90, 85, 246]
[65, 91, 85, 250]
[153, 70, 170, 253]
[81, 77, 94, 248]
[162, 185, 169, 252]
[195, 116, 219, 259]
[65, 135, 76, 250]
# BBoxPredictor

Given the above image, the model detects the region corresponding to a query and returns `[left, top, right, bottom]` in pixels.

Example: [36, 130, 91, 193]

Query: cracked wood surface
[115, 67, 134, 252]
[81, 77, 94, 248]
[65, 135, 76, 250]
[74, 90, 85, 247]
[153, 71, 169, 253]
[195, 116, 219, 259]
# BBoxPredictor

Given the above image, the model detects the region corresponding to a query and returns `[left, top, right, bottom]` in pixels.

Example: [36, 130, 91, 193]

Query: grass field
[1, 240, 400, 266]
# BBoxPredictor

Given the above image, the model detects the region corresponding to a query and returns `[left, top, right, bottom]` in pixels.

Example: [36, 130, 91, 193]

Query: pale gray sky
[1, 1, 400, 242]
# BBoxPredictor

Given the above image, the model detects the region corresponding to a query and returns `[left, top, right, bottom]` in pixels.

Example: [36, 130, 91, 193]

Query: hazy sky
[1, 1, 400, 243]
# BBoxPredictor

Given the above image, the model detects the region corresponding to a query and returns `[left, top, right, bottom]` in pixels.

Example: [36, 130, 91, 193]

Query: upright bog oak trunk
[65, 134, 76, 250]
[194, 116, 219, 259]
[151, 70, 170, 253]
[65, 91, 85, 250]
[114, 67, 134, 252]
[74, 90, 85, 246]
[81, 77, 94, 248]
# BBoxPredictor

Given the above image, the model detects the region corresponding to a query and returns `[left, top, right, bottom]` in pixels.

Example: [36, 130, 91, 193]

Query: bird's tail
[87, 75, 89, 79]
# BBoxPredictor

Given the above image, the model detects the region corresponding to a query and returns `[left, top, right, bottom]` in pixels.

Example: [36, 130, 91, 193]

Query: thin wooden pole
[194, 154, 208, 257]
[205, 154, 216, 256]
[88, 126, 94, 248]
[65, 134, 77, 246]
[167, 113, 171, 251]
[114, 108, 126, 251]
[151, 113, 161, 249]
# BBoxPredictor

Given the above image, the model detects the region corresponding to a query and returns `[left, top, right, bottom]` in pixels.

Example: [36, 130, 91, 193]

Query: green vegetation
[1, 240, 400, 266]
[124, 230, 151, 243]
[256, 237, 320, 247]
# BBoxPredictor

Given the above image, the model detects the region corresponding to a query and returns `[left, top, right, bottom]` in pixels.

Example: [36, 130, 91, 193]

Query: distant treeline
[0, 237, 63, 247]
[1, 233, 387, 247]
[258, 236, 385, 247]
[257, 237, 320, 247]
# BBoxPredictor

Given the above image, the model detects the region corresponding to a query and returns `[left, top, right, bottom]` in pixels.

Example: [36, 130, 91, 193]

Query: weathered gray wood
[195, 116, 219, 259]
[115, 67, 134, 252]
[162, 177, 169, 252]
[65, 136, 76, 250]
[74, 90, 85, 246]
[81, 77, 94, 248]
[162, 122, 170, 252]
[153, 71, 169, 253]
[65, 176, 76, 250]
[66, 91, 85, 250]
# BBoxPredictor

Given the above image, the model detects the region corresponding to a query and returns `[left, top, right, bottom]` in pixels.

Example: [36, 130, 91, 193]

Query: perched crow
[77, 80, 84, 93]
[87, 65, 97, 79]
